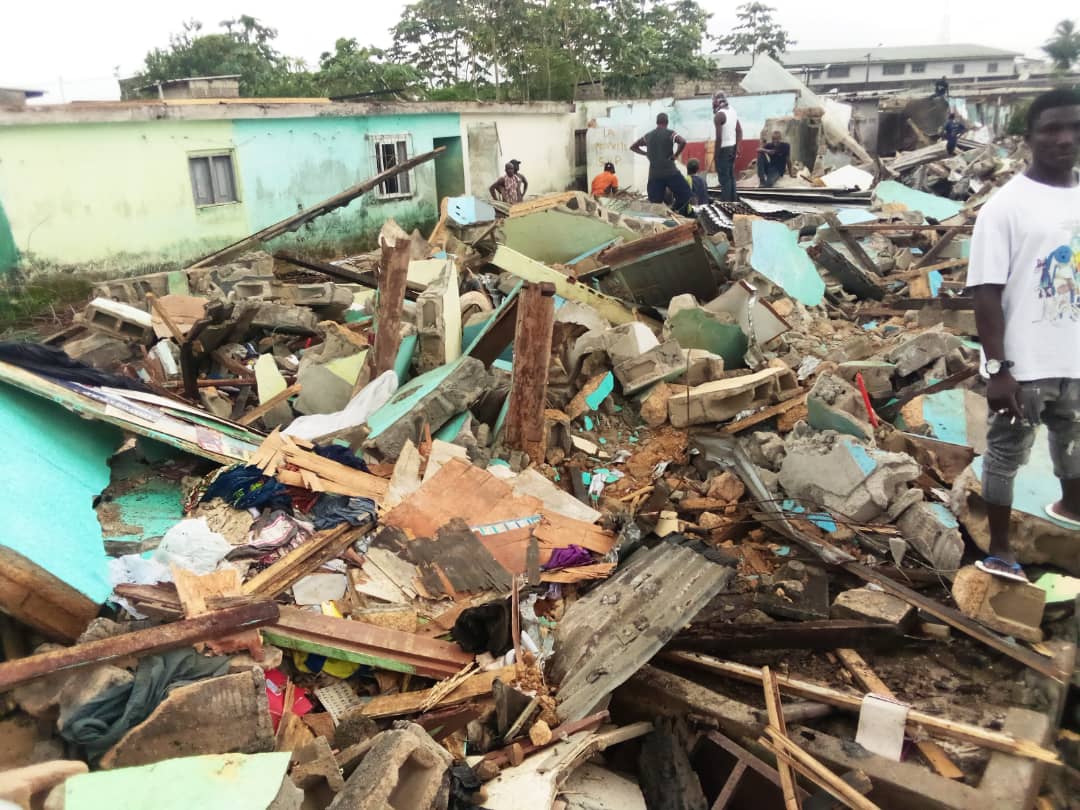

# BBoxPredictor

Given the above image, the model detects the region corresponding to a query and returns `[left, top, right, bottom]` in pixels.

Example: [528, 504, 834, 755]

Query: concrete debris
[0, 108, 1064, 809]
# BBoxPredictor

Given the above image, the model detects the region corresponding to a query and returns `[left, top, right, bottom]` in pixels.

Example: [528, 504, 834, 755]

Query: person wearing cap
[591, 161, 620, 197]
[508, 159, 529, 196]
[489, 161, 526, 204]
[712, 91, 742, 202]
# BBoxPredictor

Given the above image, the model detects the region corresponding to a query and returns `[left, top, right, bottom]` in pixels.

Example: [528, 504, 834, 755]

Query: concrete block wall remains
[951, 565, 1046, 643]
[807, 371, 875, 441]
[668, 367, 783, 428]
[614, 341, 688, 395]
[415, 260, 461, 375]
[81, 298, 154, 343]
[327, 722, 452, 810]
[885, 328, 963, 377]
[895, 501, 964, 572]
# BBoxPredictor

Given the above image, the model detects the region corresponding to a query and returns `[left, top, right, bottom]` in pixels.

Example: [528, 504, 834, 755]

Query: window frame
[371, 133, 415, 201]
[987, 61, 999, 73]
[826, 65, 851, 79]
[881, 62, 906, 76]
[910, 62, 927, 74]
[188, 150, 240, 208]
[952, 63, 966, 75]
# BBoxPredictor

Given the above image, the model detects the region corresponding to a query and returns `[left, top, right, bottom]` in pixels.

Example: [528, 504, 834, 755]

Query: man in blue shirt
[942, 113, 967, 156]
[756, 131, 793, 188]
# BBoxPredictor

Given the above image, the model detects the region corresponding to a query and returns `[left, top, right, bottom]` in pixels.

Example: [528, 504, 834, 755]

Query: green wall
[0, 112, 463, 276]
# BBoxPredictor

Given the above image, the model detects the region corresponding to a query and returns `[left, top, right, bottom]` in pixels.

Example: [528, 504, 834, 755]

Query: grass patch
[0, 275, 93, 330]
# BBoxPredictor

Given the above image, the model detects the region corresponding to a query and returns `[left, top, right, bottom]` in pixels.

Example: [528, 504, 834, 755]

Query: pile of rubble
[0, 152, 1075, 810]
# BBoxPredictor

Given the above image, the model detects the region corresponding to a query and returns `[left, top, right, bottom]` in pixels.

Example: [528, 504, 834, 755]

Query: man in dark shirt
[934, 76, 949, 97]
[756, 131, 793, 188]
[630, 113, 692, 215]
[942, 113, 967, 156]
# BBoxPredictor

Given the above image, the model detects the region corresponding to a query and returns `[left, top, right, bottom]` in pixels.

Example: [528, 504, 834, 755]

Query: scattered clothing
[314, 443, 370, 472]
[202, 465, 292, 512]
[60, 649, 230, 765]
[0, 342, 149, 391]
[543, 545, 594, 570]
[309, 493, 378, 530]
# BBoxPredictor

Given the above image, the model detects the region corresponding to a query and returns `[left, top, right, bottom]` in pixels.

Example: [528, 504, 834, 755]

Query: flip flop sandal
[975, 557, 1028, 583]
[1045, 502, 1080, 529]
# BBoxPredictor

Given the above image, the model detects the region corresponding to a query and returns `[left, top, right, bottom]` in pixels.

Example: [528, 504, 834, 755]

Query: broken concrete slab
[665, 301, 748, 369]
[682, 349, 725, 386]
[640, 382, 680, 427]
[899, 388, 988, 455]
[779, 429, 920, 523]
[704, 279, 791, 347]
[885, 328, 963, 377]
[415, 259, 462, 374]
[950, 434, 1080, 574]
[63, 332, 133, 369]
[251, 303, 319, 336]
[668, 368, 783, 428]
[549, 537, 735, 722]
[327, 722, 452, 810]
[614, 340, 688, 395]
[832, 587, 915, 628]
[602, 322, 659, 366]
[951, 566, 1045, 643]
[99, 670, 275, 770]
[896, 501, 963, 572]
[807, 371, 875, 441]
[837, 360, 896, 400]
[365, 356, 493, 461]
[746, 219, 825, 306]
[294, 355, 366, 416]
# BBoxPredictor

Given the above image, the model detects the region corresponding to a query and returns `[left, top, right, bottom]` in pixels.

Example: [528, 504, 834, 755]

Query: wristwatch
[985, 359, 1014, 376]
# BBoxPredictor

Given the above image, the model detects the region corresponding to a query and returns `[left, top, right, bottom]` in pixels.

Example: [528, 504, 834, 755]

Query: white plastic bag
[152, 518, 231, 574]
[283, 370, 398, 441]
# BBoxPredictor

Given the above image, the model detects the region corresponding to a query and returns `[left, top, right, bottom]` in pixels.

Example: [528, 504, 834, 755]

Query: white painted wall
[458, 111, 576, 197]
[808, 58, 1014, 89]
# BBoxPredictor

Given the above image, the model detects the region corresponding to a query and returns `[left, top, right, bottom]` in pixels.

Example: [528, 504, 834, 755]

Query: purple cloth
[543, 545, 593, 570]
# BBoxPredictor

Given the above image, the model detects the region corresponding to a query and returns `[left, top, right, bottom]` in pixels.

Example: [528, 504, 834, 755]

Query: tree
[138, 16, 311, 97]
[315, 39, 423, 98]
[1043, 19, 1080, 72]
[715, 2, 794, 61]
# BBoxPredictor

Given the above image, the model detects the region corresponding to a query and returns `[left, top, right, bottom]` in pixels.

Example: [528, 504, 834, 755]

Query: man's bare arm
[673, 133, 687, 160]
[630, 136, 648, 157]
[973, 284, 1022, 418]
[489, 181, 501, 200]
[735, 120, 743, 154]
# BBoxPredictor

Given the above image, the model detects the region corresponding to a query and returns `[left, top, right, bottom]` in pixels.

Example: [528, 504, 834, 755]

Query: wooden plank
[367, 220, 412, 385]
[273, 251, 380, 289]
[507, 192, 578, 218]
[763, 666, 803, 810]
[361, 666, 518, 718]
[835, 649, 963, 781]
[838, 224, 973, 234]
[845, 562, 1067, 683]
[721, 392, 808, 434]
[467, 292, 520, 367]
[912, 227, 962, 271]
[0, 603, 279, 692]
[665, 652, 1062, 764]
[481, 711, 609, 768]
[762, 729, 881, 810]
[242, 524, 364, 599]
[824, 212, 880, 277]
[598, 222, 698, 267]
[188, 146, 444, 268]
[503, 282, 556, 462]
[237, 383, 301, 427]
[670, 619, 902, 654]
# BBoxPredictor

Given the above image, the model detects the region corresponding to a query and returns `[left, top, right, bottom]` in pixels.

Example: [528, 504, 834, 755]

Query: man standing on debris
[756, 130, 794, 188]
[712, 91, 742, 201]
[968, 88, 1080, 582]
[942, 113, 966, 156]
[591, 161, 620, 196]
[630, 112, 692, 215]
[490, 162, 526, 204]
[935, 75, 949, 98]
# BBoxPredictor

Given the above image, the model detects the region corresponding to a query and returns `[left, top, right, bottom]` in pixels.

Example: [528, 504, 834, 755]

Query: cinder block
[415, 261, 461, 374]
[896, 501, 963, 572]
[63, 332, 133, 369]
[668, 367, 781, 428]
[951, 565, 1045, 643]
[327, 723, 451, 810]
[82, 298, 154, 342]
[614, 340, 687, 395]
[251, 303, 319, 335]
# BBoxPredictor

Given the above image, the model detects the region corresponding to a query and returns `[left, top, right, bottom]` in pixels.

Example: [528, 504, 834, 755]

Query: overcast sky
[1, 0, 1075, 102]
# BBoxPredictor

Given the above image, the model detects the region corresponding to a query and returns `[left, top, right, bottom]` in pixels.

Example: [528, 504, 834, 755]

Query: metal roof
[712, 44, 1022, 71]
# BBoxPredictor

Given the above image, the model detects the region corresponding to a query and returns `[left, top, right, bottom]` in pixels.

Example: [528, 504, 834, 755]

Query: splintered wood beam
[763, 665, 803, 810]
[367, 222, 412, 385]
[912, 227, 962, 270]
[503, 282, 556, 463]
[237, 382, 301, 426]
[0, 602, 279, 692]
[823, 212, 881, 277]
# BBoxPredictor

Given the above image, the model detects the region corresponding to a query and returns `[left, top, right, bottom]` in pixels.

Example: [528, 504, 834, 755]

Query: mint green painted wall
[0, 382, 117, 603]
[0, 112, 462, 276]
[0, 199, 17, 276]
[0, 120, 247, 275]
[233, 114, 459, 256]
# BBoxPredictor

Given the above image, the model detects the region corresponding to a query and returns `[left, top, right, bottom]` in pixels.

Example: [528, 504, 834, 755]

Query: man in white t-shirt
[967, 88, 1080, 582]
[712, 92, 742, 202]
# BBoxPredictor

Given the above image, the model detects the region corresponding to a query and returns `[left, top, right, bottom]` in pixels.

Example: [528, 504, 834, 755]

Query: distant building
[120, 75, 242, 101]
[0, 87, 44, 108]
[712, 44, 1021, 92]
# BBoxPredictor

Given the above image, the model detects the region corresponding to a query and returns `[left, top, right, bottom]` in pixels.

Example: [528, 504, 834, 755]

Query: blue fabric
[646, 172, 692, 215]
[202, 465, 292, 511]
[314, 443, 369, 472]
[310, 493, 378, 530]
[689, 174, 709, 205]
[757, 160, 782, 188]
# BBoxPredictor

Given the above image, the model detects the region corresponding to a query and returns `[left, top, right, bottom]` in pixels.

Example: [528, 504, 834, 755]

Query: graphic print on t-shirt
[1035, 224, 1080, 322]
